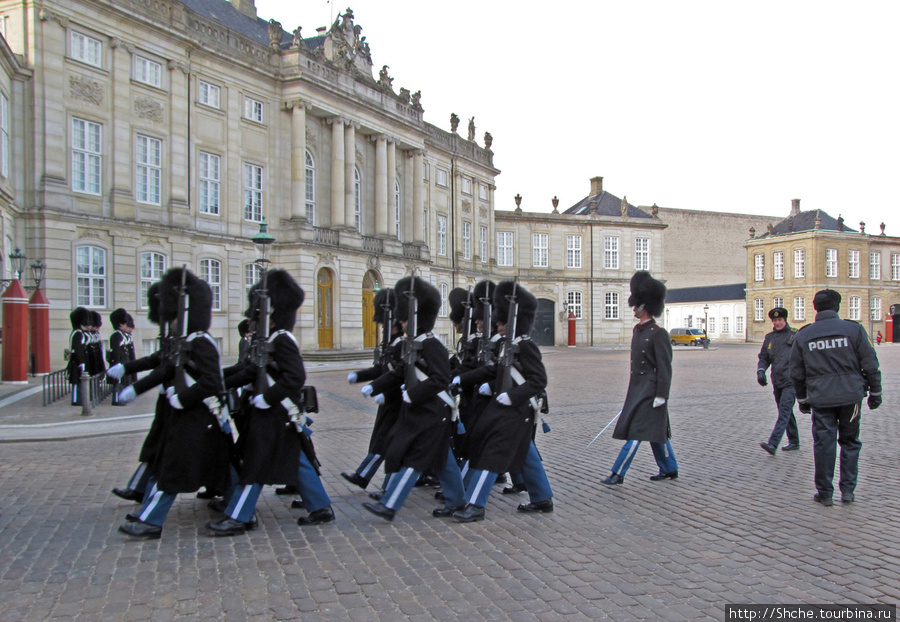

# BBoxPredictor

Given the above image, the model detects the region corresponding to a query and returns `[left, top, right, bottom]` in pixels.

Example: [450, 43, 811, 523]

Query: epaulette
[797, 323, 812, 331]
[790, 327, 798, 333]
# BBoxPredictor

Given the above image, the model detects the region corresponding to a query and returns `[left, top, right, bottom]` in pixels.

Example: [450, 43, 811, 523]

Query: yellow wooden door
[362, 290, 376, 348]
[317, 269, 333, 349]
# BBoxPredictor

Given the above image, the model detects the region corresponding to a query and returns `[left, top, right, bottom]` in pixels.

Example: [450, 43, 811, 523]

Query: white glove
[361, 384, 374, 397]
[251, 394, 271, 409]
[496, 392, 512, 406]
[107, 364, 125, 381]
[168, 392, 183, 410]
[478, 383, 492, 396]
[165, 386, 175, 400]
[118, 386, 136, 404]
[653, 397, 666, 408]
[373, 394, 385, 405]
[451, 376, 461, 387]
[347, 372, 358, 383]
[402, 390, 411, 403]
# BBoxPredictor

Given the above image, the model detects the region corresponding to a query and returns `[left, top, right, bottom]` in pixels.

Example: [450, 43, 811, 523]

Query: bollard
[80, 367, 92, 416]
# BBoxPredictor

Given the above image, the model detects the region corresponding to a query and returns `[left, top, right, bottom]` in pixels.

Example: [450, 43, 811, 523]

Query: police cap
[768, 307, 788, 320]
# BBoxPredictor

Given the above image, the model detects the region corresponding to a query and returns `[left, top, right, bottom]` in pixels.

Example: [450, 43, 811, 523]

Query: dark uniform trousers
[812, 403, 862, 497]
[770, 385, 800, 447]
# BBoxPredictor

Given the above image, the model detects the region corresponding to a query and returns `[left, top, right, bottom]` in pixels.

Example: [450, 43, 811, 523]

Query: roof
[563, 191, 653, 219]
[665, 283, 746, 304]
[182, 0, 293, 47]
[757, 209, 857, 238]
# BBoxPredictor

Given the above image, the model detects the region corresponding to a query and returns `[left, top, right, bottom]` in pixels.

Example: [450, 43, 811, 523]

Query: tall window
[567, 235, 582, 269]
[755, 299, 765, 321]
[71, 32, 102, 67]
[774, 297, 784, 309]
[245, 263, 262, 289]
[353, 166, 361, 232]
[497, 231, 513, 266]
[198, 80, 220, 108]
[439, 283, 449, 317]
[436, 168, 448, 187]
[532, 233, 548, 267]
[848, 250, 860, 279]
[604, 236, 619, 269]
[461, 177, 472, 195]
[199, 259, 221, 311]
[794, 248, 805, 278]
[635, 237, 650, 271]
[479, 184, 488, 200]
[0, 92, 8, 179]
[436, 215, 447, 256]
[243, 163, 263, 222]
[773, 251, 784, 280]
[394, 180, 401, 240]
[244, 97, 263, 123]
[462, 221, 471, 260]
[794, 296, 806, 321]
[140, 252, 166, 308]
[872, 297, 882, 321]
[849, 296, 861, 320]
[305, 150, 315, 224]
[566, 291, 583, 319]
[826, 248, 838, 277]
[198, 152, 220, 215]
[76, 246, 106, 307]
[754, 254, 764, 281]
[422, 161, 429, 181]
[708, 317, 716, 333]
[870, 252, 881, 280]
[135, 135, 161, 204]
[134, 55, 162, 88]
[72, 118, 102, 194]
[604, 292, 620, 320]
[736, 316, 744, 333]
[722, 317, 730, 333]
[893, 253, 900, 280]
[480, 226, 487, 263]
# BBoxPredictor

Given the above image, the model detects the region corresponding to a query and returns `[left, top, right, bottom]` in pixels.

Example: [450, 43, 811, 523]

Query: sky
[255, 0, 900, 233]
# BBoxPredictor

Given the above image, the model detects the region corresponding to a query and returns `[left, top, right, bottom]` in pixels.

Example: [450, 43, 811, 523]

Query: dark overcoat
[67, 329, 88, 384]
[355, 335, 404, 455]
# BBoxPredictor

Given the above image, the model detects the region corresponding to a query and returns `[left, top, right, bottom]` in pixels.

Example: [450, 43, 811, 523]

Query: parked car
[669, 328, 707, 346]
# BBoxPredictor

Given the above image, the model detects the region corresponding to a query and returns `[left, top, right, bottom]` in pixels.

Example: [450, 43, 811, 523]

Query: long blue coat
[613, 320, 673, 444]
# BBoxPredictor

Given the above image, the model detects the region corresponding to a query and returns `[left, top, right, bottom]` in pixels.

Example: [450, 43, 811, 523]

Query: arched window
[199, 258, 222, 311]
[140, 251, 166, 309]
[394, 179, 401, 241]
[354, 166, 361, 232]
[305, 149, 315, 224]
[76, 245, 106, 307]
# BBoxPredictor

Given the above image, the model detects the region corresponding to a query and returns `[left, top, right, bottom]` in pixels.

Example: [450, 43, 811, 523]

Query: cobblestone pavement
[1, 344, 898, 621]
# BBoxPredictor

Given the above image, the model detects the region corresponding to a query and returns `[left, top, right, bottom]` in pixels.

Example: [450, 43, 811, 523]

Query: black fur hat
[159, 267, 213, 333]
[394, 275, 441, 335]
[237, 319, 250, 338]
[146, 282, 162, 325]
[90, 310, 102, 329]
[448, 288, 470, 326]
[492, 280, 538, 337]
[472, 280, 496, 321]
[373, 288, 394, 325]
[246, 269, 305, 332]
[110, 308, 129, 329]
[70, 306, 90, 330]
[627, 271, 666, 318]
[813, 289, 841, 312]
[125, 313, 135, 329]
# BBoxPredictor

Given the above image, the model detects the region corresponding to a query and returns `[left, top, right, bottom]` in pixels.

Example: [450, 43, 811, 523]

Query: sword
[581, 411, 622, 454]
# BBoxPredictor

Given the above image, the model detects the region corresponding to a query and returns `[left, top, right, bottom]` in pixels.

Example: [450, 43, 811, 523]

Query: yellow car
[669, 328, 707, 346]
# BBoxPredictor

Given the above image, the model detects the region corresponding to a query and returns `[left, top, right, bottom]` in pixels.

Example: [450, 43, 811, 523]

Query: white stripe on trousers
[466, 470, 492, 505]
[139, 483, 162, 522]
[385, 468, 416, 509]
[359, 454, 381, 478]
[230, 485, 254, 520]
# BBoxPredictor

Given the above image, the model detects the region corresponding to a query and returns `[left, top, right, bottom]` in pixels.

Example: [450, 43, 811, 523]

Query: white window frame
[532, 233, 548, 268]
[245, 262, 263, 289]
[736, 316, 744, 333]
[422, 161, 429, 181]
[497, 231, 513, 267]
[76, 245, 106, 307]
[722, 316, 730, 333]
[794, 248, 805, 278]
[480, 226, 488, 263]
[72, 118, 102, 195]
[0, 92, 8, 179]
[604, 291, 620, 320]
[708, 317, 716, 334]
[826, 248, 838, 278]
[199, 258, 222, 311]
[440, 283, 449, 317]
[567, 235, 582, 269]
[604, 236, 619, 270]
[436, 215, 447, 256]
[198, 80, 221, 109]
[462, 221, 471, 260]
[394, 179, 401, 240]
[244, 96, 264, 123]
[870, 252, 881, 280]
[461, 177, 472, 195]
[634, 237, 649, 271]
[354, 166, 361, 232]
[893, 253, 900, 281]
[135, 134, 162, 205]
[754, 299, 765, 321]
[848, 249, 860, 279]
[305, 150, 315, 224]
[794, 296, 806, 322]
[436, 168, 448, 187]
[479, 183, 488, 201]
[872, 297, 882, 321]
[566, 291, 583, 320]
[243, 163, 263, 222]
[133, 55, 162, 88]
[849, 296, 861, 321]
[71, 31, 102, 67]
[773, 251, 784, 280]
[140, 251, 166, 309]
[198, 151, 220, 215]
[774, 297, 784, 309]
[754, 254, 764, 281]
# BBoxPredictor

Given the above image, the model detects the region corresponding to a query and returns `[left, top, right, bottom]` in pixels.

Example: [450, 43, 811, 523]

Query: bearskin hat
[237, 319, 251, 338]
[491, 280, 538, 337]
[90, 310, 102, 329]
[813, 289, 841, 312]
[125, 313, 135, 329]
[246, 269, 304, 332]
[627, 271, 666, 318]
[448, 288, 470, 326]
[472, 280, 496, 321]
[70, 306, 91, 330]
[159, 267, 213, 333]
[146, 282, 162, 325]
[394, 275, 441, 335]
[110, 308, 129, 329]
[373, 288, 394, 325]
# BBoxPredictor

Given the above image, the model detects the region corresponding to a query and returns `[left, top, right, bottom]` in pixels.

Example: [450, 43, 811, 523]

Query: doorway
[317, 268, 334, 349]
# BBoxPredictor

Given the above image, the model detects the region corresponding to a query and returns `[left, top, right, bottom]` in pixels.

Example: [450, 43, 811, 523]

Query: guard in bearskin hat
[453, 280, 552, 523]
[67, 307, 91, 405]
[107, 308, 137, 405]
[600, 271, 679, 487]
[209, 269, 333, 536]
[88, 310, 105, 376]
[342, 287, 405, 493]
[445, 287, 479, 466]
[757, 307, 801, 456]
[362, 274, 466, 521]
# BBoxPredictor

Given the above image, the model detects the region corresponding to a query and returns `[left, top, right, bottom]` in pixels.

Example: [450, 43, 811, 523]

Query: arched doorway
[317, 268, 334, 349]
[531, 298, 555, 346]
[362, 270, 381, 348]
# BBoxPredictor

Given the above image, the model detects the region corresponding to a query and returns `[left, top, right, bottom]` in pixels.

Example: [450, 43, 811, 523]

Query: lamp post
[703, 304, 710, 349]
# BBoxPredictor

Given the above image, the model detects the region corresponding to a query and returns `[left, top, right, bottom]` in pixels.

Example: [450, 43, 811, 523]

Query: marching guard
[67, 307, 91, 406]
[108, 308, 137, 406]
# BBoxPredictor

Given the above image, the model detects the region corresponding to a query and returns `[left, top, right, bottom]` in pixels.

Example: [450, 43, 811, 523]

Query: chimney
[230, 0, 257, 19]
[590, 176, 603, 197]
[790, 198, 801, 217]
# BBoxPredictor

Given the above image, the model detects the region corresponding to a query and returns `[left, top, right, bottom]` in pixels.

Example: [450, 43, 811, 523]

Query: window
[0, 92, 8, 178]
[440, 283, 449, 317]
[71, 32, 102, 67]
[754, 254, 764, 281]
[794, 248, 805, 278]
[135, 135, 161, 204]
[773, 297, 784, 309]
[198, 80, 220, 109]
[755, 299, 765, 321]
[849, 296, 861, 321]
[604, 236, 619, 270]
[134, 55, 162, 88]
[794, 297, 805, 322]
[245, 263, 262, 289]
[893, 254, 900, 281]
[604, 292, 620, 320]
[243, 163, 263, 222]
[826, 248, 838, 278]
[140, 252, 166, 309]
[532, 233, 548, 267]
[736, 316, 744, 333]
[848, 250, 860, 279]
[76, 246, 106, 307]
[353, 166, 361, 232]
[461, 177, 472, 195]
[497, 231, 513, 266]
[567, 235, 582, 269]
[394, 180, 401, 240]
[480, 226, 487, 263]
[479, 183, 488, 200]
[462, 221, 471, 260]
[436, 168, 448, 187]
[436, 215, 447, 256]
[72, 118, 102, 194]
[773, 251, 784, 280]
[198, 152, 220, 215]
[722, 317, 730, 333]
[422, 161, 429, 181]
[305, 150, 315, 224]
[244, 97, 264, 123]
[635, 237, 650, 271]
[199, 259, 221, 311]
[708, 317, 716, 333]
[566, 291, 583, 319]
[870, 252, 881, 280]
[872, 297, 882, 321]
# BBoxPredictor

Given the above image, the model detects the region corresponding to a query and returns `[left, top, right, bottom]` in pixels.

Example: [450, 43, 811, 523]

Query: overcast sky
[256, 1, 900, 233]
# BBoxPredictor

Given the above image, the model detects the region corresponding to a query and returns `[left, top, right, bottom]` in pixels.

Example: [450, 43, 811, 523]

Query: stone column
[374, 135, 387, 237]
[344, 121, 357, 231]
[167, 60, 190, 219]
[330, 117, 344, 228]
[287, 100, 308, 221]
[109, 38, 135, 218]
[412, 150, 425, 244]
[403, 150, 414, 242]
[386, 138, 397, 238]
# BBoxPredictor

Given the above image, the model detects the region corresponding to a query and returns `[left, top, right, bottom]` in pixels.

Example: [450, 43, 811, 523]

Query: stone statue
[378, 65, 393, 92]
[292, 26, 303, 48]
[467, 117, 475, 141]
[398, 87, 411, 104]
[411, 91, 422, 110]
[767, 223, 774, 234]
[450, 113, 459, 133]
[651, 203, 659, 218]
[483, 131, 493, 150]
[837, 215, 844, 231]
[268, 20, 284, 49]
[620, 196, 628, 218]
[881, 222, 886, 235]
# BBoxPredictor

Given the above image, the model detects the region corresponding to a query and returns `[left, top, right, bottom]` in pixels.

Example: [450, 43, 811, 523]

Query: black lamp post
[1, 249, 45, 293]
[703, 304, 710, 349]
[31, 259, 45, 289]
[252, 218, 275, 271]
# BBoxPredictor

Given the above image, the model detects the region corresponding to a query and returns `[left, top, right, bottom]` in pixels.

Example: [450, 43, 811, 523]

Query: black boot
[517, 499, 554, 513]
[362, 501, 395, 521]
[341, 471, 369, 490]
[452, 504, 485, 523]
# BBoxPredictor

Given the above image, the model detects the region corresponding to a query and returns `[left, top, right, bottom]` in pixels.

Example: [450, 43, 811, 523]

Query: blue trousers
[812, 403, 861, 497]
[466, 441, 553, 507]
[126, 462, 151, 494]
[382, 450, 465, 511]
[768, 386, 800, 447]
[354, 453, 384, 486]
[135, 478, 175, 527]
[611, 439, 678, 477]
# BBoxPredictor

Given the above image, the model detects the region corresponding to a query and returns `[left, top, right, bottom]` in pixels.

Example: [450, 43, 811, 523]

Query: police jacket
[757, 324, 796, 389]
[789, 310, 882, 408]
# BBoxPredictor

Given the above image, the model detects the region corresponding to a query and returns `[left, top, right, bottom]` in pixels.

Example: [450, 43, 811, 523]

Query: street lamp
[252, 218, 275, 267]
[1, 249, 45, 293]
[703, 304, 710, 349]
[31, 259, 46, 289]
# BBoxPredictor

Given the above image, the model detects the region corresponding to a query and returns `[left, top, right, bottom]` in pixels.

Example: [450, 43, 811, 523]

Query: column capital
[110, 37, 135, 54]
[282, 98, 312, 111]
[370, 134, 389, 143]
[167, 59, 191, 74]
[38, 8, 68, 27]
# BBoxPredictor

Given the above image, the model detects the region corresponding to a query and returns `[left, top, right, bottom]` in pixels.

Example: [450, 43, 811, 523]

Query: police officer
[790, 289, 882, 506]
[757, 307, 801, 455]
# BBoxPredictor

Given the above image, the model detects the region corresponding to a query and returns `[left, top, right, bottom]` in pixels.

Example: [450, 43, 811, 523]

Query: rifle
[403, 271, 421, 390]
[459, 286, 474, 357]
[498, 279, 519, 393]
[477, 285, 496, 367]
[171, 266, 190, 391]
[378, 289, 393, 368]
[252, 265, 272, 395]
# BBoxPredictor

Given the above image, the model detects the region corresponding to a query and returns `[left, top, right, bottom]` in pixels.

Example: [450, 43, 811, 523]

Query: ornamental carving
[69, 76, 104, 106]
[144, 237, 164, 247]
[532, 285, 555, 297]
[479, 207, 488, 219]
[39, 8, 68, 27]
[366, 255, 381, 270]
[134, 96, 164, 123]
[306, 128, 317, 149]
[320, 251, 335, 266]
[462, 200, 471, 214]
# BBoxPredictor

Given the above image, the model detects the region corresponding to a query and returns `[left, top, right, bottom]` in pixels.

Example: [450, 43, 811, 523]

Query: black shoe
[125, 512, 140, 522]
[814, 493, 834, 507]
[362, 501, 395, 521]
[649, 471, 678, 481]
[517, 499, 554, 513]
[112, 487, 143, 503]
[432, 505, 465, 517]
[297, 506, 335, 525]
[119, 520, 162, 539]
[841, 491, 855, 504]
[760, 442, 777, 456]
[434, 491, 445, 501]
[207, 498, 228, 513]
[452, 504, 485, 523]
[415, 474, 440, 488]
[368, 491, 383, 501]
[290, 499, 304, 509]
[196, 487, 222, 499]
[274, 485, 299, 496]
[782, 444, 800, 451]
[206, 517, 248, 537]
[341, 471, 369, 490]
[501, 483, 527, 495]
[600, 473, 624, 486]
[495, 474, 508, 485]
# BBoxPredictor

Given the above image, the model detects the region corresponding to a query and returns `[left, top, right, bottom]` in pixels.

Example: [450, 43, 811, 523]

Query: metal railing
[42, 368, 112, 414]
[42, 368, 71, 406]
